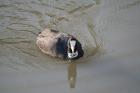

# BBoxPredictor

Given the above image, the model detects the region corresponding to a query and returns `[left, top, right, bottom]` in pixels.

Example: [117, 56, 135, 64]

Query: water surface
[0, 0, 140, 93]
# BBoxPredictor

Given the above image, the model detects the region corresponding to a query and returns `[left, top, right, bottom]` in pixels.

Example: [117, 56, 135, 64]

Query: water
[0, 0, 140, 93]
[0, 0, 100, 89]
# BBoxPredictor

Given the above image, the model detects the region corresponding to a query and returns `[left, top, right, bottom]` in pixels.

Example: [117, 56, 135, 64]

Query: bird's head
[67, 37, 84, 60]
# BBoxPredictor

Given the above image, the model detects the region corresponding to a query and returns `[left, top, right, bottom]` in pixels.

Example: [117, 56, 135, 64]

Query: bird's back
[36, 28, 69, 58]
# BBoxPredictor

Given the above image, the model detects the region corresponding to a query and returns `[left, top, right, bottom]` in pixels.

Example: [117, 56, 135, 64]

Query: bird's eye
[69, 47, 72, 53]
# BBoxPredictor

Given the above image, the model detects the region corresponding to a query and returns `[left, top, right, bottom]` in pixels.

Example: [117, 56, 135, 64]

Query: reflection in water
[68, 62, 77, 88]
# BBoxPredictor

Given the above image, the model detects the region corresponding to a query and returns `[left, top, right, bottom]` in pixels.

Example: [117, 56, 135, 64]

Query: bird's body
[36, 28, 84, 60]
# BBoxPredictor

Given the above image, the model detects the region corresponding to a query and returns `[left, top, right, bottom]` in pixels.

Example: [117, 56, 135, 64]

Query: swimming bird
[36, 28, 84, 60]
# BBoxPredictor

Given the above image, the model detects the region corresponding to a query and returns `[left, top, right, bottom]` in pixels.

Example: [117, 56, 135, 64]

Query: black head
[67, 38, 84, 60]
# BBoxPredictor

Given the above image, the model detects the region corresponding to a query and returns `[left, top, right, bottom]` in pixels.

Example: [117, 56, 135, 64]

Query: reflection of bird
[36, 28, 84, 60]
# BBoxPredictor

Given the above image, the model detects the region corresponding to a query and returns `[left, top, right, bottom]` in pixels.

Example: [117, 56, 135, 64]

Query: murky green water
[0, 0, 100, 64]
[1, 0, 140, 92]
[0, 0, 101, 89]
